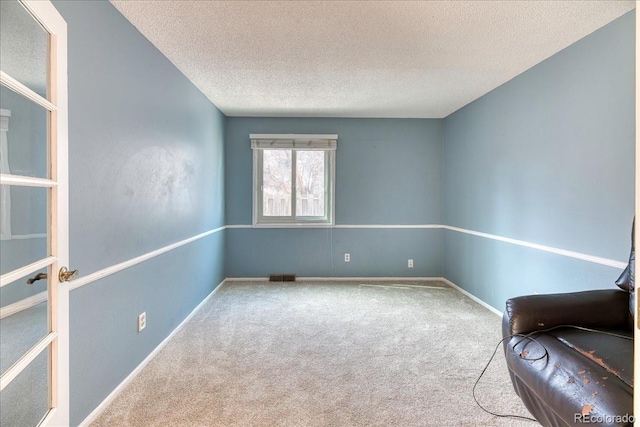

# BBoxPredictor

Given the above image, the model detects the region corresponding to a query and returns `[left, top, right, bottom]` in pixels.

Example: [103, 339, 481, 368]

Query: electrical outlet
[408, 259, 414, 268]
[344, 253, 350, 262]
[138, 312, 146, 332]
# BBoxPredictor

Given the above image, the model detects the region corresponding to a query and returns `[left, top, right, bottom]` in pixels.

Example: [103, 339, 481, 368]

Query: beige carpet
[92, 281, 537, 426]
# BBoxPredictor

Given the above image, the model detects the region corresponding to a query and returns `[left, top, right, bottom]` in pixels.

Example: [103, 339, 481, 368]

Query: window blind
[250, 134, 338, 151]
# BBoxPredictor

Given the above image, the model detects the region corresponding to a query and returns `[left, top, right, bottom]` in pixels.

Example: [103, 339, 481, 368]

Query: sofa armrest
[502, 289, 629, 337]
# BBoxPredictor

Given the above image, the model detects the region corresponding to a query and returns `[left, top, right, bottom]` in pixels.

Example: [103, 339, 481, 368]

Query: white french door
[0, 1, 70, 426]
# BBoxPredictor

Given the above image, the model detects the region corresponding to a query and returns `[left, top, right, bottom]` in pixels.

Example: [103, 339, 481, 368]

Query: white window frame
[251, 134, 336, 227]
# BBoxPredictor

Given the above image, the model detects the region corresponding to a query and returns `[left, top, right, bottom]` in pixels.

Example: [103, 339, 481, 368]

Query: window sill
[252, 222, 334, 229]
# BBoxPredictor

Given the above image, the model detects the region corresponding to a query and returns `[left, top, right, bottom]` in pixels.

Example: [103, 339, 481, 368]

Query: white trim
[224, 277, 271, 282]
[442, 225, 627, 269]
[0, 71, 56, 112]
[0, 173, 57, 187]
[231, 224, 443, 229]
[252, 151, 259, 226]
[251, 223, 335, 229]
[78, 281, 226, 427]
[225, 276, 441, 282]
[0, 256, 56, 288]
[298, 276, 441, 282]
[334, 224, 441, 229]
[69, 227, 225, 291]
[0, 290, 47, 319]
[230, 224, 441, 229]
[67, 222, 626, 293]
[440, 277, 502, 317]
[42, 0, 71, 418]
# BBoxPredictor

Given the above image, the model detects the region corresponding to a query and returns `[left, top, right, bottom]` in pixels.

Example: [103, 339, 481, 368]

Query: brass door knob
[58, 267, 78, 282]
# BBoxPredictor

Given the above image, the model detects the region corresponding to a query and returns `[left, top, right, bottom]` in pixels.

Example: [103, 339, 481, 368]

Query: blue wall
[52, 1, 226, 425]
[443, 11, 635, 310]
[225, 118, 443, 277]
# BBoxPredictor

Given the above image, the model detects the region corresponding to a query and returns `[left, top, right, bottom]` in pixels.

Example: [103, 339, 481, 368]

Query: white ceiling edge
[110, 1, 635, 119]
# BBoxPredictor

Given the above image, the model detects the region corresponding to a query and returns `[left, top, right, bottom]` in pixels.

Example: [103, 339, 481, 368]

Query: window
[252, 134, 336, 226]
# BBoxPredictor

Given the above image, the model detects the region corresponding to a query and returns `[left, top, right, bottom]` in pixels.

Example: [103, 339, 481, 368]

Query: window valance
[250, 134, 338, 150]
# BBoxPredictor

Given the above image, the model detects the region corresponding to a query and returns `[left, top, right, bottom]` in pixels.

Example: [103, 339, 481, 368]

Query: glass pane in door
[0, 268, 48, 376]
[0, 85, 49, 179]
[0, 349, 49, 427]
[0, 0, 48, 98]
[0, 185, 48, 275]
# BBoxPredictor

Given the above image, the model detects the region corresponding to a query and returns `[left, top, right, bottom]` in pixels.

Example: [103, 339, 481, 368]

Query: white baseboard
[225, 276, 442, 282]
[299, 276, 442, 281]
[78, 280, 226, 427]
[439, 277, 502, 317]
[224, 277, 270, 282]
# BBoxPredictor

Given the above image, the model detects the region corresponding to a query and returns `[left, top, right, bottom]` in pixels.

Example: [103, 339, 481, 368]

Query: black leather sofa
[502, 222, 635, 426]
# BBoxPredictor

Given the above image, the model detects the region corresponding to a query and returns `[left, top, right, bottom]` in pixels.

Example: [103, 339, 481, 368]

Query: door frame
[0, 1, 68, 425]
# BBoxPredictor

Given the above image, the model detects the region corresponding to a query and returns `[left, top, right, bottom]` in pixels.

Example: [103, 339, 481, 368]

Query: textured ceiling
[110, 1, 634, 118]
